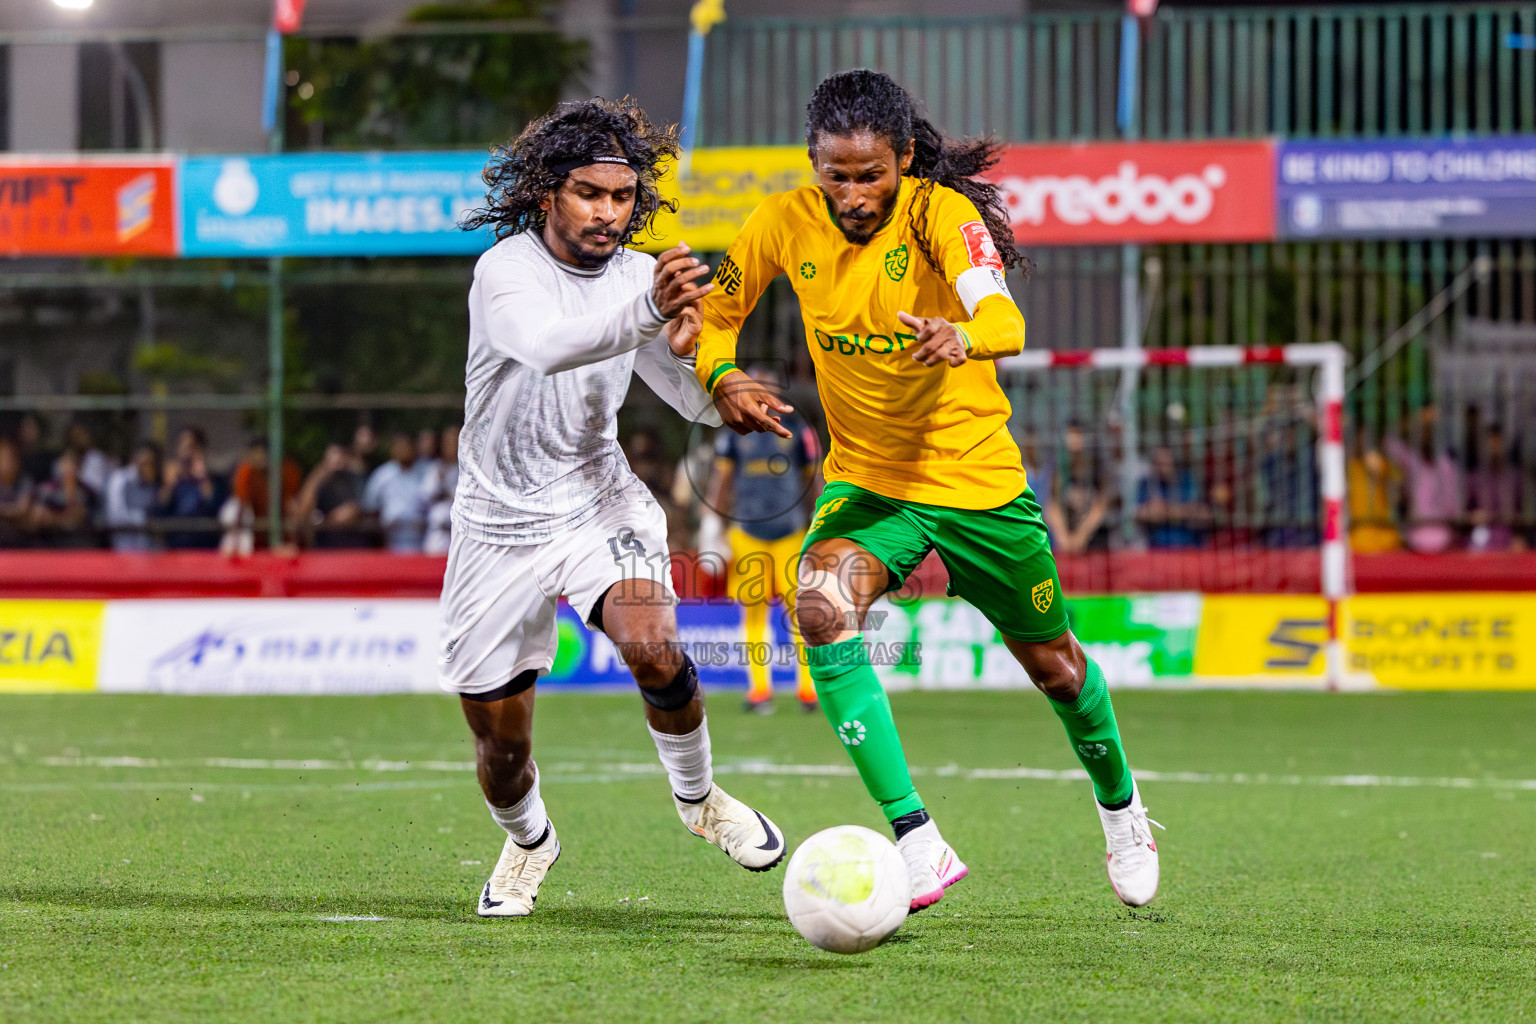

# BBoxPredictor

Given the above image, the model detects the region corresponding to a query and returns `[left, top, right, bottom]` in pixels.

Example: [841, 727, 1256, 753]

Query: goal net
[993, 343, 1349, 683]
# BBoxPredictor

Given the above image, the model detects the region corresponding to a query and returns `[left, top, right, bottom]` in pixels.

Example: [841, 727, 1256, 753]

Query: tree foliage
[285, 1, 587, 150]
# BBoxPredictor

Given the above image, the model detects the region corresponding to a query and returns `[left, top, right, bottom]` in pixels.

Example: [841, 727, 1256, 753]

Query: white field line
[17, 755, 1536, 793]
[317, 915, 391, 922]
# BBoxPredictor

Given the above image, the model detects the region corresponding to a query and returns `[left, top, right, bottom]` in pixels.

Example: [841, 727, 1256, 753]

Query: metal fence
[701, 4, 1536, 145]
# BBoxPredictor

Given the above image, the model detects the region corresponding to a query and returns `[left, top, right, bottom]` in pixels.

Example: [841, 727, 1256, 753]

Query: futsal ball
[782, 825, 910, 954]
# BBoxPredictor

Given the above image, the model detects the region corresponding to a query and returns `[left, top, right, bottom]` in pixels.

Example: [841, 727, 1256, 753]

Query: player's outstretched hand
[712, 370, 794, 438]
[652, 242, 715, 319]
[664, 304, 702, 357]
[899, 311, 969, 367]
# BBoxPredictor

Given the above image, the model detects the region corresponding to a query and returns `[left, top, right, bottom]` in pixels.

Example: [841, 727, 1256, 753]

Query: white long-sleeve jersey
[453, 231, 722, 546]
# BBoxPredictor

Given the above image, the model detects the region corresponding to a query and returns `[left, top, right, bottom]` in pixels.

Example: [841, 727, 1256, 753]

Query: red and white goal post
[996, 342, 1349, 687]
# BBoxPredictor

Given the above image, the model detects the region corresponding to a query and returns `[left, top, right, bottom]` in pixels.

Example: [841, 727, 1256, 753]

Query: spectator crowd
[1019, 404, 1531, 556]
[0, 414, 460, 554]
[0, 401, 1528, 556]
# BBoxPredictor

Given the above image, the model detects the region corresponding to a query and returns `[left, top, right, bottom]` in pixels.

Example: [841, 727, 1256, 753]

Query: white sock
[648, 718, 713, 802]
[486, 762, 550, 848]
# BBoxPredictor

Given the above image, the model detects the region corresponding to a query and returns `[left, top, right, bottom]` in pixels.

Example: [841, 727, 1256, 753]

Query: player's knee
[637, 654, 699, 711]
[1032, 666, 1082, 703]
[626, 641, 687, 692]
[794, 588, 847, 648]
[1016, 636, 1086, 701]
[476, 731, 532, 778]
[1026, 647, 1087, 706]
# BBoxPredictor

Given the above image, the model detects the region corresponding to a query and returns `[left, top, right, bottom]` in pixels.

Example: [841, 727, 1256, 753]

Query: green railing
[701, 4, 1536, 145]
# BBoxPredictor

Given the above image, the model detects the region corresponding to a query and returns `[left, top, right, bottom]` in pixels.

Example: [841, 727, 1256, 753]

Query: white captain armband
[954, 265, 1013, 317]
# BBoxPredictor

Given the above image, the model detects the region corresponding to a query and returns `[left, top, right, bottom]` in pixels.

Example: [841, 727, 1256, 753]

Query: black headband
[549, 154, 642, 176]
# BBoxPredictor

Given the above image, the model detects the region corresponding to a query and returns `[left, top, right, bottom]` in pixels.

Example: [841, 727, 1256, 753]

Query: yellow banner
[640, 147, 814, 253]
[1193, 595, 1330, 679]
[0, 600, 103, 692]
[1346, 593, 1536, 690]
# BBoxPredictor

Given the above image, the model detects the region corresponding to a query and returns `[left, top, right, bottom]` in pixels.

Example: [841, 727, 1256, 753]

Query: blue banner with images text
[179, 152, 495, 257]
[1277, 136, 1536, 239]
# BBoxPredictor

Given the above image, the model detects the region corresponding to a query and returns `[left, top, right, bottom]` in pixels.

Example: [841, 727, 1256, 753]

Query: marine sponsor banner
[98, 599, 442, 695]
[1193, 595, 1331, 680]
[0, 158, 177, 257]
[643, 147, 816, 253]
[0, 600, 104, 692]
[91, 597, 780, 695]
[1278, 136, 1536, 239]
[1345, 594, 1536, 690]
[989, 140, 1277, 245]
[179, 152, 494, 257]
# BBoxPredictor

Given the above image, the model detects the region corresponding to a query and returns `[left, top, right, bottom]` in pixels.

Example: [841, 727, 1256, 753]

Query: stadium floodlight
[52, 0, 94, 9]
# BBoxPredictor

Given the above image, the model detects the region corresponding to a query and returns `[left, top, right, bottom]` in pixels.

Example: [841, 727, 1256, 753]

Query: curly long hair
[460, 97, 680, 246]
[805, 69, 1028, 276]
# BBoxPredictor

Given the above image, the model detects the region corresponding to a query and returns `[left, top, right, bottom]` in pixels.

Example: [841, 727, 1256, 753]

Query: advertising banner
[179, 152, 494, 257]
[989, 140, 1277, 245]
[0, 158, 177, 257]
[546, 600, 793, 690]
[1345, 594, 1536, 690]
[20, 592, 1535, 694]
[869, 593, 1201, 690]
[92, 597, 784, 695]
[1277, 136, 1536, 239]
[1193, 595, 1330, 681]
[643, 147, 816, 252]
[98, 599, 443, 695]
[0, 600, 104, 692]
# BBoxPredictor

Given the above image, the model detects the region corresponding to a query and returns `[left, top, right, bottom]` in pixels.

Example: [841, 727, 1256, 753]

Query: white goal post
[997, 342, 1349, 688]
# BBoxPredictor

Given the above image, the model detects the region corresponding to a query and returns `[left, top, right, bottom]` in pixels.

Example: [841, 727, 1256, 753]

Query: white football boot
[897, 819, 969, 911]
[477, 824, 561, 918]
[674, 783, 786, 871]
[1097, 784, 1163, 907]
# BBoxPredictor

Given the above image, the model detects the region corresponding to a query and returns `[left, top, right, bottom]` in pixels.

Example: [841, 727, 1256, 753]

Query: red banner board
[991, 140, 1276, 245]
[0, 158, 178, 257]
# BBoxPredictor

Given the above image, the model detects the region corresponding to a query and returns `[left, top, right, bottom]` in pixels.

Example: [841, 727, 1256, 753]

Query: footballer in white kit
[442, 98, 785, 917]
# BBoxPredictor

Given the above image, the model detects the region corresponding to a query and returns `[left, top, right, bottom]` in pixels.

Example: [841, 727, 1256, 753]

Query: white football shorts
[436, 497, 673, 696]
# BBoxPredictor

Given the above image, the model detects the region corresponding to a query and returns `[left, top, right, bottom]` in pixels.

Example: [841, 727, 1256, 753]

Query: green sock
[807, 635, 924, 821]
[1047, 655, 1135, 806]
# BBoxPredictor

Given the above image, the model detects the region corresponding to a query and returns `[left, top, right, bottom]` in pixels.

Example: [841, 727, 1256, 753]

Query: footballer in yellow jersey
[697, 173, 1026, 509]
[698, 70, 1162, 911]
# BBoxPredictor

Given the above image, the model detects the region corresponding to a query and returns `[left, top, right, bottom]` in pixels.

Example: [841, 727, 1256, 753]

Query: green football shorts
[801, 479, 1070, 643]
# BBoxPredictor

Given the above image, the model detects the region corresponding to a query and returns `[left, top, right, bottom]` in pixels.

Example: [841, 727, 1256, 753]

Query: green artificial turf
[2, 690, 1535, 1023]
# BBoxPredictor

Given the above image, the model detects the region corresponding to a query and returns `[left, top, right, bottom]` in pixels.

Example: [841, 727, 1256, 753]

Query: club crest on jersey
[959, 220, 1004, 271]
[799, 261, 817, 280]
[883, 243, 908, 282]
[1031, 578, 1054, 614]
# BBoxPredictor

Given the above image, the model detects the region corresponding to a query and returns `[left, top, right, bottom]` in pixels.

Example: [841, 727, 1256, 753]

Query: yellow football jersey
[696, 177, 1028, 510]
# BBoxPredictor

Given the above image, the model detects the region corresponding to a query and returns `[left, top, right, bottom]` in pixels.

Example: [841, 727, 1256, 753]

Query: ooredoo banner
[990, 140, 1277, 245]
[0, 158, 177, 257]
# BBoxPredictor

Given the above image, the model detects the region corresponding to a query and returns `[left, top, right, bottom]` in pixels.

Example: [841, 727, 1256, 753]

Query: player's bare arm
[712, 370, 795, 438]
[898, 310, 969, 367]
[652, 242, 715, 319]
